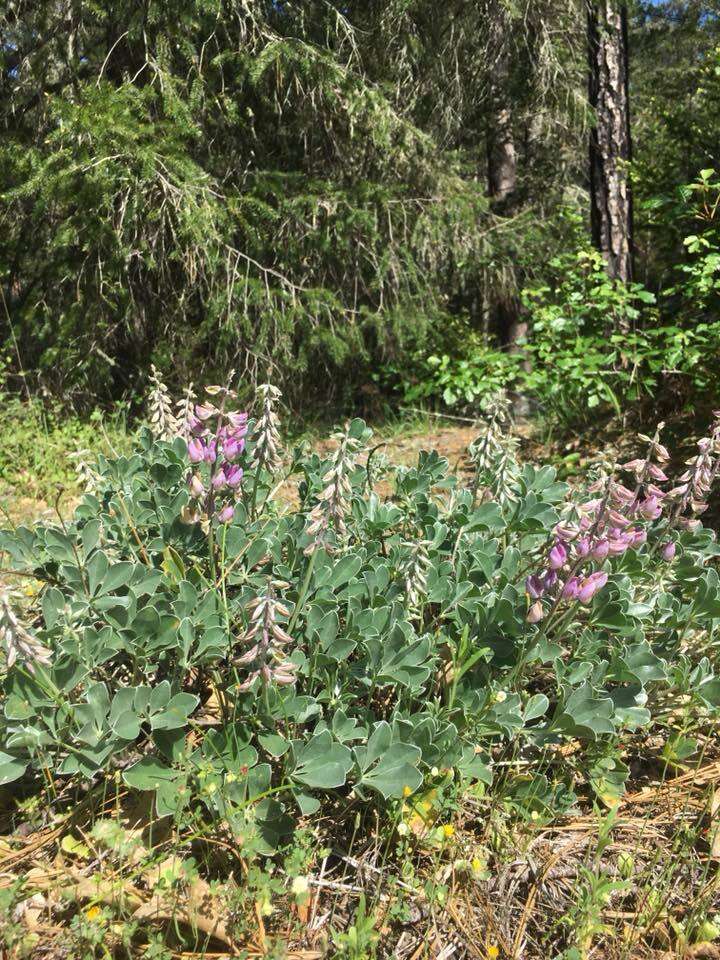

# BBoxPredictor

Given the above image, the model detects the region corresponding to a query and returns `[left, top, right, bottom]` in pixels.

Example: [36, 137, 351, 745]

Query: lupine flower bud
[195, 403, 218, 421]
[592, 539, 609, 561]
[189, 474, 205, 498]
[212, 471, 227, 490]
[548, 542, 567, 570]
[187, 438, 205, 463]
[647, 464, 668, 482]
[555, 523, 579, 541]
[527, 601, 544, 623]
[661, 541, 676, 561]
[218, 504, 235, 524]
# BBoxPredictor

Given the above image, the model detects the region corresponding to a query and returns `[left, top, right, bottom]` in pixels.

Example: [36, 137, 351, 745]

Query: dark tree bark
[486, 60, 528, 351]
[587, 0, 634, 284]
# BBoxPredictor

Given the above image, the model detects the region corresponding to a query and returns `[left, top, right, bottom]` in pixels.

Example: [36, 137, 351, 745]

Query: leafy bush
[394, 235, 720, 424]
[2, 384, 720, 849]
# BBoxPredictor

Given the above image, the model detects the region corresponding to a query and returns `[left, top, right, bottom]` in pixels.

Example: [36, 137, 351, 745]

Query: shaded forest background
[1, 0, 719, 418]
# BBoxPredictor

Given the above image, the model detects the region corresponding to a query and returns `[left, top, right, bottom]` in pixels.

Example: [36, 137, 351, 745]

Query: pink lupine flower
[562, 577, 581, 600]
[578, 571, 608, 604]
[187, 438, 205, 463]
[621, 459, 646, 474]
[223, 464, 244, 488]
[607, 534, 632, 556]
[549, 542, 567, 570]
[661, 541, 676, 561]
[212, 470, 227, 490]
[638, 496, 662, 520]
[526, 575, 545, 600]
[646, 484, 667, 500]
[591, 539, 609, 561]
[630, 528, 647, 548]
[203, 440, 217, 464]
[647, 464, 668, 482]
[227, 411, 249, 432]
[612, 484, 635, 504]
[527, 600, 544, 623]
[195, 403, 218, 421]
[218, 504, 235, 523]
[608, 509, 630, 528]
[575, 537, 591, 558]
[543, 570, 559, 591]
[222, 436, 241, 460]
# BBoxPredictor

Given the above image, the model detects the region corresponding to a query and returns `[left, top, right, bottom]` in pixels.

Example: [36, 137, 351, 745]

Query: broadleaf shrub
[391, 174, 720, 424]
[2, 385, 720, 845]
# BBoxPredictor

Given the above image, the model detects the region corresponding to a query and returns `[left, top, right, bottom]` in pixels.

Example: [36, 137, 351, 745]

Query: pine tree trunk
[587, 0, 634, 284]
[486, 69, 528, 351]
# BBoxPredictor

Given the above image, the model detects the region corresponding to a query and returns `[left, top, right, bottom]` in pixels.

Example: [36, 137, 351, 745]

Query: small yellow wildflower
[487, 947, 500, 960]
[403, 785, 413, 798]
[471, 857, 483, 872]
[442, 824, 455, 839]
[85, 905, 101, 922]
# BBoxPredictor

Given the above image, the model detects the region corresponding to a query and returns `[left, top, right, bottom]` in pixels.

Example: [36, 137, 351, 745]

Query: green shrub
[393, 233, 720, 425]
[2, 385, 720, 848]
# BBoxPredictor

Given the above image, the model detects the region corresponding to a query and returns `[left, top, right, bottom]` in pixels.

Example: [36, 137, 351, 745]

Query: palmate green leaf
[553, 683, 616, 740]
[289, 731, 352, 790]
[123, 757, 187, 817]
[354, 723, 422, 799]
[150, 692, 199, 731]
[367, 627, 434, 690]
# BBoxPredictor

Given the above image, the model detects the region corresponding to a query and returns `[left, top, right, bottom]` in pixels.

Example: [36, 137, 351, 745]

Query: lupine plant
[1, 383, 720, 847]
